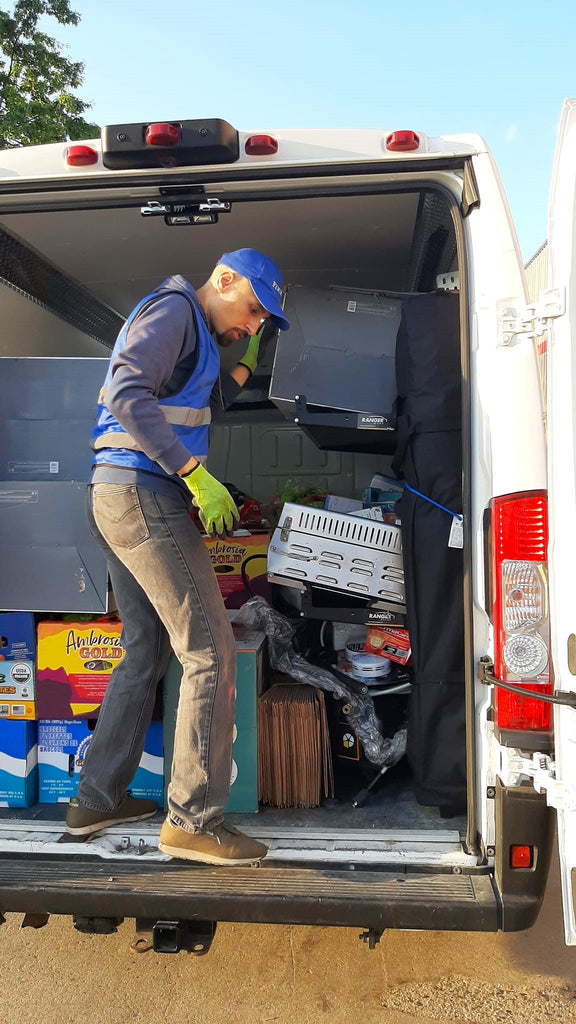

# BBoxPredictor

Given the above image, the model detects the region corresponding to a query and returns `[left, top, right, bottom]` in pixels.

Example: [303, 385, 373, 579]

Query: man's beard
[215, 328, 249, 348]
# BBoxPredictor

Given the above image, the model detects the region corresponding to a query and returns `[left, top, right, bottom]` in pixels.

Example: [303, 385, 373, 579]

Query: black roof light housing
[101, 118, 239, 170]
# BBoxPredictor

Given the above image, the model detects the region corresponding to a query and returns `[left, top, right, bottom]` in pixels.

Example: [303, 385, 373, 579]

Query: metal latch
[436, 272, 460, 291]
[280, 516, 293, 543]
[498, 747, 576, 812]
[140, 197, 231, 225]
[498, 288, 565, 346]
[141, 200, 168, 216]
[196, 198, 231, 213]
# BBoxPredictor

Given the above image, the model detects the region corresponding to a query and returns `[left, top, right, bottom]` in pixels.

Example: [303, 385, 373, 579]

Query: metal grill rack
[267, 503, 405, 606]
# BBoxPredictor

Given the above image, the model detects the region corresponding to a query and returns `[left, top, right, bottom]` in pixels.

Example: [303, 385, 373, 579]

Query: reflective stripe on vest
[95, 389, 211, 429]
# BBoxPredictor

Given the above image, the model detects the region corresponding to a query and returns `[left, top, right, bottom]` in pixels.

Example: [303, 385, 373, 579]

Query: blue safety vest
[91, 284, 220, 477]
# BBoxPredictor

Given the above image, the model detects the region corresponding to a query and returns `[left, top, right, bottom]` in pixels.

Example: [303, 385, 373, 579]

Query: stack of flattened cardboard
[258, 684, 334, 807]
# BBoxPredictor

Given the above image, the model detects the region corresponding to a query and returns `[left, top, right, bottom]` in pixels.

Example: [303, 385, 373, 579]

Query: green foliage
[0, 0, 99, 149]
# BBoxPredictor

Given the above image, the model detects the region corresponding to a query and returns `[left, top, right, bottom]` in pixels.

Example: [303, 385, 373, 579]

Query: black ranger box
[269, 286, 401, 454]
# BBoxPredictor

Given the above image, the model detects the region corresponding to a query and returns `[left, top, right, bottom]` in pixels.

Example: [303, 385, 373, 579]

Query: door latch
[498, 747, 576, 812]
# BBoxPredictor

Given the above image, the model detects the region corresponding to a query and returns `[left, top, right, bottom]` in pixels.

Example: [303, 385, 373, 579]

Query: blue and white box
[38, 720, 163, 804]
[0, 612, 36, 661]
[0, 720, 38, 807]
[126, 722, 163, 803]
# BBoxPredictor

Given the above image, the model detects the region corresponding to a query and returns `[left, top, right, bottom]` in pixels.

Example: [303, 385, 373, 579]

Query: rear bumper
[494, 780, 555, 932]
[0, 855, 499, 931]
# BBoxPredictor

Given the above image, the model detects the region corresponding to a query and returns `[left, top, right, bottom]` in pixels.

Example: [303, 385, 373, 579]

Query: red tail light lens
[510, 845, 533, 869]
[245, 134, 278, 156]
[491, 491, 552, 731]
[65, 145, 98, 166]
[145, 123, 180, 147]
[386, 130, 420, 152]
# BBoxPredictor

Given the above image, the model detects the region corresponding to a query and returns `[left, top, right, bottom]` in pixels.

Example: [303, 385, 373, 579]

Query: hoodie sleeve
[210, 373, 243, 415]
[104, 293, 198, 475]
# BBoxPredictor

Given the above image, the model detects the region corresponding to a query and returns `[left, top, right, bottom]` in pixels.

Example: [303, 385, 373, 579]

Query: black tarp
[393, 291, 467, 810]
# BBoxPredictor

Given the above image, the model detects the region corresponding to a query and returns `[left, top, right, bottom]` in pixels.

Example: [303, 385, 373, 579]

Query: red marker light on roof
[245, 134, 278, 156]
[386, 130, 420, 152]
[145, 123, 180, 147]
[65, 145, 98, 167]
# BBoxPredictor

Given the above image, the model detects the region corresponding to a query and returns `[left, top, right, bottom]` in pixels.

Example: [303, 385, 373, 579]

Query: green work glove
[238, 324, 265, 375]
[183, 464, 239, 538]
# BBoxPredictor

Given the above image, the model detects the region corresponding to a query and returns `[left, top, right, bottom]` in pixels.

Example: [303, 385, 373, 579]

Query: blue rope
[404, 483, 463, 521]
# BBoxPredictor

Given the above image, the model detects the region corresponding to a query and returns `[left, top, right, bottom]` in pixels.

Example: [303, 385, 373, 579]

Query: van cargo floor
[0, 766, 467, 834]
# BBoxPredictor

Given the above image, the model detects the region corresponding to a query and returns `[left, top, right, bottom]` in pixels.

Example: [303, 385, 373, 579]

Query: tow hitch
[130, 918, 217, 955]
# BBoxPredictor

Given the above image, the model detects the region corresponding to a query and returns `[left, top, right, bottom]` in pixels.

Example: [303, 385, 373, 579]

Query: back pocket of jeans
[93, 485, 150, 549]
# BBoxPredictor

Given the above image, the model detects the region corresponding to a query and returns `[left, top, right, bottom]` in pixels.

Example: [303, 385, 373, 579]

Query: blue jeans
[77, 482, 236, 831]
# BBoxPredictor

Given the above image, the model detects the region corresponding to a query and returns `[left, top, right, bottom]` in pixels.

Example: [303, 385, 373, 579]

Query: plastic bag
[234, 596, 406, 769]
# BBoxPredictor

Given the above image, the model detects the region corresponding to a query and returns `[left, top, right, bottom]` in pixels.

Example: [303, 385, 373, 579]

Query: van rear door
[546, 97, 576, 945]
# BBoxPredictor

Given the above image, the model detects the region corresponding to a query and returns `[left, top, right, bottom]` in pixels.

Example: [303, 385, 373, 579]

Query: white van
[0, 102, 574, 954]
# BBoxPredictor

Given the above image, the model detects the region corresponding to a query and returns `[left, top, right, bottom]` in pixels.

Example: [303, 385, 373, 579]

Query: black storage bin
[0, 357, 109, 612]
[269, 285, 401, 452]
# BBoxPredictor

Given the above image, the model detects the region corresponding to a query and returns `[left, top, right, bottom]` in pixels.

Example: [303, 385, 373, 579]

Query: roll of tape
[345, 643, 391, 678]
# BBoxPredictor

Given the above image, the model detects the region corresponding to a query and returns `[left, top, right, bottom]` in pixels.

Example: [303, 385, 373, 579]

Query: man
[65, 249, 289, 866]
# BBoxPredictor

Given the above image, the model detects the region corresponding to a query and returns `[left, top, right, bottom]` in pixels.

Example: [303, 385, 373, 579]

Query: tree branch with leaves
[0, 0, 99, 149]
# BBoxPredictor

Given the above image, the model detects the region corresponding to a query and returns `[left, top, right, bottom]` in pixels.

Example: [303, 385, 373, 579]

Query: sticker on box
[0, 660, 36, 718]
[37, 621, 125, 719]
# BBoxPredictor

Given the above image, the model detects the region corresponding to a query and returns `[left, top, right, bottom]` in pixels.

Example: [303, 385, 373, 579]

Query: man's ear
[216, 270, 235, 295]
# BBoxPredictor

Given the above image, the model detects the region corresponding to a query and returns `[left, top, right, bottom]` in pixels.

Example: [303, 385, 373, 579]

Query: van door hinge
[498, 747, 576, 812]
[498, 288, 565, 346]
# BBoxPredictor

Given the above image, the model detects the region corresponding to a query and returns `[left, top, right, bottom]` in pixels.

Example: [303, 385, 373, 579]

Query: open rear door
[547, 98, 576, 945]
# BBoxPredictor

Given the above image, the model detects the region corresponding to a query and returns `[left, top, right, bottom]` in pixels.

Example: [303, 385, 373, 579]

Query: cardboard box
[0, 720, 38, 807]
[36, 620, 125, 719]
[0, 612, 36, 661]
[38, 720, 163, 804]
[0, 660, 35, 720]
[366, 626, 412, 665]
[203, 532, 270, 609]
[163, 628, 265, 814]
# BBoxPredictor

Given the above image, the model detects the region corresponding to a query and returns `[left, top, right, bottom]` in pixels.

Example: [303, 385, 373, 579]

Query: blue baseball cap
[218, 248, 290, 331]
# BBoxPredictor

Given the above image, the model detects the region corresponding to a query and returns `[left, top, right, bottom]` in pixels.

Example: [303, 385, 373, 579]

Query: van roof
[0, 125, 483, 185]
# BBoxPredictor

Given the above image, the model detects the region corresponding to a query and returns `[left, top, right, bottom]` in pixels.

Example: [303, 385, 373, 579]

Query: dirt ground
[1, 847, 576, 1024]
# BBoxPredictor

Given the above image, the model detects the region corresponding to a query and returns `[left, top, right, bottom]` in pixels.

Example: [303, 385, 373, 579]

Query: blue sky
[50, 0, 576, 262]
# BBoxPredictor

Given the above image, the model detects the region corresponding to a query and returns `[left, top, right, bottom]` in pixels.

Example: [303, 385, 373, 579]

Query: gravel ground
[380, 976, 576, 1023]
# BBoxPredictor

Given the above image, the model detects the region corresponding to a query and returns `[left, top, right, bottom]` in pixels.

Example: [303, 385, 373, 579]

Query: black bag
[393, 292, 466, 810]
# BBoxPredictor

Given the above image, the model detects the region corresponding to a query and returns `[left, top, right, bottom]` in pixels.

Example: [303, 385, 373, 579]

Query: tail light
[491, 491, 552, 731]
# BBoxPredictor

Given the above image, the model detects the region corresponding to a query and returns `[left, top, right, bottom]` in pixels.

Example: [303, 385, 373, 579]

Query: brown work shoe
[66, 794, 158, 836]
[158, 817, 268, 865]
